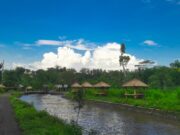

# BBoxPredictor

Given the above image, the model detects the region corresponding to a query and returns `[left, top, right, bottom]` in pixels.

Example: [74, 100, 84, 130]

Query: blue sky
[0, 0, 180, 69]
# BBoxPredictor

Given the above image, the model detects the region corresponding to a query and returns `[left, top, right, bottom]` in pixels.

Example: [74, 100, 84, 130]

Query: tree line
[1, 60, 180, 90]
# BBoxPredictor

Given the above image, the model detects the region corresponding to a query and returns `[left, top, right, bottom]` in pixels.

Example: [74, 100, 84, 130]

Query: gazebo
[26, 86, 32, 91]
[55, 84, 63, 91]
[55, 84, 68, 91]
[18, 84, 24, 91]
[71, 82, 82, 92]
[0, 84, 6, 89]
[94, 81, 111, 96]
[81, 82, 93, 89]
[122, 78, 148, 99]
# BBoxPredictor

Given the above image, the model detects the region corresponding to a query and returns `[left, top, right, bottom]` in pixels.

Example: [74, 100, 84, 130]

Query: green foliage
[0, 88, 5, 94]
[2, 60, 180, 90]
[82, 88, 180, 112]
[148, 67, 174, 89]
[10, 95, 82, 135]
[72, 89, 85, 123]
[170, 60, 180, 68]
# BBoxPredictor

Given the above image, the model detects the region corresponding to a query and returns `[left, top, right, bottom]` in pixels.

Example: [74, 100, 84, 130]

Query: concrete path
[0, 94, 21, 135]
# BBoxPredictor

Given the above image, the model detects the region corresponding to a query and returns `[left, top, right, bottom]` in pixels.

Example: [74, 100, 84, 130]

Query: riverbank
[67, 88, 180, 120]
[10, 93, 82, 135]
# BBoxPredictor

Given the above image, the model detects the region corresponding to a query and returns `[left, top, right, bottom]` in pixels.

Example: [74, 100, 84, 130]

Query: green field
[69, 88, 180, 113]
[10, 94, 82, 135]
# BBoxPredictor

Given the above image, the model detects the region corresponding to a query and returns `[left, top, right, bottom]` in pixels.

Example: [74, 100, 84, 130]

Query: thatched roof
[19, 84, 24, 88]
[0, 84, 6, 88]
[71, 82, 82, 88]
[26, 86, 32, 89]
[94, 82, 110, 88]
[122, 78, 148, 88]
[81, 82, 93, 88]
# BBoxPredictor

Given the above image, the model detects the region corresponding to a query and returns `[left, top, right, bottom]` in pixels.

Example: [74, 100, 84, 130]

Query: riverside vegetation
[66, 86, 180, 115]
[81, 88, 180, 113]
[10, 93, 82, 135]
[1, 60, 180, 90]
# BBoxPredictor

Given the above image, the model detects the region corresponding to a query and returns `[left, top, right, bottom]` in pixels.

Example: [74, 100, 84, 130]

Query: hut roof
[0, 84, 6, 88]
[71, 82, 82, 88]
[19, 84, 24, 88]
[122, 78, 148, 88]
[26, 86, 32, 89]
[94, 82, 110, 88]
[81, 82, 93, 88]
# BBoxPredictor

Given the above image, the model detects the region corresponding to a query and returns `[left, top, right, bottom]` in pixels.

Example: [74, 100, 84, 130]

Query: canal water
[20, 94, 180, 135]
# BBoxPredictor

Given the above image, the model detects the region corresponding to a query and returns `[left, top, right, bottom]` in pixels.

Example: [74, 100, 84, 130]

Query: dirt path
[0, 94, 21, 135]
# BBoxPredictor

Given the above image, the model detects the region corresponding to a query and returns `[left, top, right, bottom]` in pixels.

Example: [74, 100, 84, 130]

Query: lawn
[70, 88, 180, 113]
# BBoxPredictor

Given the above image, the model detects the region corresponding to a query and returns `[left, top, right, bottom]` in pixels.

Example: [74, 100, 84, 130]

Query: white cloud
[35, 39, 93, 51]
[17, 42, 143, 71]
[36, 40, 63, 46]
[143, 40, 158, 46]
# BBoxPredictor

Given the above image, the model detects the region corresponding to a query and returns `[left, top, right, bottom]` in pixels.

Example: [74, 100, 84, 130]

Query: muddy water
[20, 94, 180, 135]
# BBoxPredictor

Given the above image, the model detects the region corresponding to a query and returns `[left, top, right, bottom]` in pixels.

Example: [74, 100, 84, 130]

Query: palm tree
[119, 43, 130, 77]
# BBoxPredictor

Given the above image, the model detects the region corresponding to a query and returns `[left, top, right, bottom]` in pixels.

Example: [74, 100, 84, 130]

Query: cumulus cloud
[18, 42, 142, 71]
[143, 40, 158, 46]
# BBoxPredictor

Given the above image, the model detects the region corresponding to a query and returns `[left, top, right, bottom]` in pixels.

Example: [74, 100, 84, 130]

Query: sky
[0, 0, 180, 71]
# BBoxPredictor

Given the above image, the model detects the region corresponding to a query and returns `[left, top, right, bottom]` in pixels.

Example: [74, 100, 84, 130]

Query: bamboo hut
[63, 84, 68, 91]
[0, 84, 6, 92]
[122, 78, 148, 99]
[55, 84, 68, 91]
[0, 84, 6, 88]
[81, 82, 93, 89]
[26, 86, 32, 92]
[71, 82, 82, 92]
[55, 84, 63, 91]
[18, 84, 24, 91]
[94, 82, 110, 96]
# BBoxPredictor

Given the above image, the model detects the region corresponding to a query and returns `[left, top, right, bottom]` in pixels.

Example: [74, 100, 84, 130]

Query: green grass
[70, 88, 180, 113]
[10, 94, 82, 135]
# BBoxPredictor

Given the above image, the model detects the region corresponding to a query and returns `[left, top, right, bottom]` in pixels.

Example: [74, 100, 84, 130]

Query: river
[20, 94, 180, 135]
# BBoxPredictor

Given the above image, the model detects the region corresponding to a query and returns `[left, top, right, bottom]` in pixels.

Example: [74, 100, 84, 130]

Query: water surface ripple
[20, 94, 180, 135]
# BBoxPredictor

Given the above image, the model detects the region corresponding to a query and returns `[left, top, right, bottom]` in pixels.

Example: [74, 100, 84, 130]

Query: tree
[72, 89, 84, 123]
[149, 67, 174, 89]
[170, 60, 180, 68]
[135, 60, 155, 79]
[119, 43, 130, 78]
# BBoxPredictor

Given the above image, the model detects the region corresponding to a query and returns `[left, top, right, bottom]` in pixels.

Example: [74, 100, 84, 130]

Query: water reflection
[20, 94, 180, 135]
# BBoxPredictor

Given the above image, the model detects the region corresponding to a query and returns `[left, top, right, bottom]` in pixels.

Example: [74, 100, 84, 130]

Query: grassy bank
[69, 88, 180, 113]
[10, 93, 82, 135]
